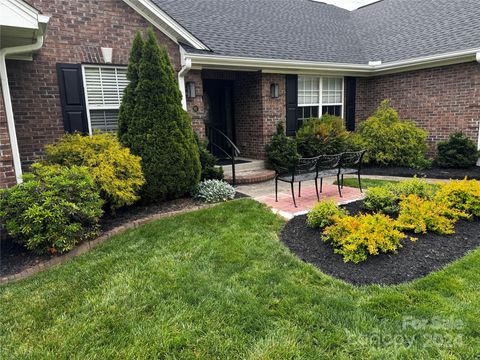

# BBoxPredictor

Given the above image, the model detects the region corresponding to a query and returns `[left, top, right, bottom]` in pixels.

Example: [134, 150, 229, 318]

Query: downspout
[178, 48, 192, 111]
[0, 34, 45, 184]
[477, 52, 480, 166]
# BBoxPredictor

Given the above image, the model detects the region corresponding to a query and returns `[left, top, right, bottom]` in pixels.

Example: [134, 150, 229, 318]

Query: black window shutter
[345, 77, 357, 132]
[56, 64, 89, 134]
[285, 74, 298, 136]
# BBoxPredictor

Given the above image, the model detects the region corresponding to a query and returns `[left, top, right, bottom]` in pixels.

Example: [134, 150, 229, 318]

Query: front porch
[185, 69, 286, 160]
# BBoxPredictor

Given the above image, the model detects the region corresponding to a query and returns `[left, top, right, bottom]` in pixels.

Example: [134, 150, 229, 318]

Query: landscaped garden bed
[281, 199, 480, 285]
[362, 165, 480, 180]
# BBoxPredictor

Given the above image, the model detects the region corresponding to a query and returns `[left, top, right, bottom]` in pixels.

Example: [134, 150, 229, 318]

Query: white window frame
[81, 64, 128, 135]
[297, 76, 345, 123]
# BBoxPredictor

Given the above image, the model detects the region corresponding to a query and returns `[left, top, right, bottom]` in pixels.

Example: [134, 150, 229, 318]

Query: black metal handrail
[205, 124, 240, 186]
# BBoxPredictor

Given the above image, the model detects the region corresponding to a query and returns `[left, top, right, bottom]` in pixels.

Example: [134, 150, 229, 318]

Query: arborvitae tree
[118, 31, 144, 143]
[126, 28, 201, 202]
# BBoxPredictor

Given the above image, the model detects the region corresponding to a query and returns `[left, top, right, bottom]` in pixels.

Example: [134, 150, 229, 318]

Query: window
[82, 65, 128, 133]
[297, 76, 344, 129]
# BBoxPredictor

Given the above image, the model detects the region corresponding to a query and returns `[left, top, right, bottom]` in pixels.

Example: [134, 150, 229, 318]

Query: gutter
[185, 48, 480, 76]
[0, 33, 46, 184]
[178, 46, 192, 110]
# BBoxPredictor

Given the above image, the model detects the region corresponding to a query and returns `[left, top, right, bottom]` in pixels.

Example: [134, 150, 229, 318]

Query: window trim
[297, 76, 345, 125]
[81, 64, 128, 135]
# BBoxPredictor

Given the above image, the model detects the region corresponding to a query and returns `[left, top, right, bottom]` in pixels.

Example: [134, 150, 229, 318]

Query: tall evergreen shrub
[118, 32, 144, 143]
[120, 29, 201, 202]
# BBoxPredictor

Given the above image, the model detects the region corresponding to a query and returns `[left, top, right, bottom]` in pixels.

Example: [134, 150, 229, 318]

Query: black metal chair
[275, 156, 321, 208]
[338, 150, 366, 196]
[317, 153, 343, 197]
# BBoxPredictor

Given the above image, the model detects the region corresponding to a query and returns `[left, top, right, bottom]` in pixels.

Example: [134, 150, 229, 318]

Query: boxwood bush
[265, 123, 300, 172]
[357, 100, 429, 168]
[0, 164, 103, 254]
[436, 132, 480, 168]
[44, 133, 144, 211]
[296, 115, 354, 157]
[196, 134, 224, 181]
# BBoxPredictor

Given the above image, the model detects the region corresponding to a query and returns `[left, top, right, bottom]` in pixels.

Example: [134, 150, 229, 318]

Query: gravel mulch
[280, 200, 480, 286]
[1, 192, 249, 278]
[362, 165, 480, 180]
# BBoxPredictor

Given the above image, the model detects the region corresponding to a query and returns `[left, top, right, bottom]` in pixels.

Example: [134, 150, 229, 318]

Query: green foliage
[389, 177, 434, 199]
[118, 31, 144, 143]
[193, 179, 235, 203]
[195, 134, 223, 181]
[323, 213, 409, 263]
[0, 164, 103, 254]
[44, 133, 144, 211]
[120, 28, 201, 202]
[296, 115, 352, 157]
[265, 123, 300, 172]
[364, 186, 399, 214]
[436, 132, 480, 168]
[434, 178, 480, 217]
[397, 195, 468, 235]
[306, 200, 348, 228]
[357, 100, 429, 168]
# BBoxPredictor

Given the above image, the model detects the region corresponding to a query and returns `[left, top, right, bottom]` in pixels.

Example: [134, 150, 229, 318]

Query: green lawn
[1, 199, 479, 359]
[336, 177, 399, 189]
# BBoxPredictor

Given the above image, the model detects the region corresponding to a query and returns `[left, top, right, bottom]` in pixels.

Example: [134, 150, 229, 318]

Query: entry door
[203, 80, 235, 157]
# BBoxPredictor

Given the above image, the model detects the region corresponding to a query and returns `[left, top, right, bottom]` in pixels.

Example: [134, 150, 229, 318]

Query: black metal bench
[275, 150, 366, 207]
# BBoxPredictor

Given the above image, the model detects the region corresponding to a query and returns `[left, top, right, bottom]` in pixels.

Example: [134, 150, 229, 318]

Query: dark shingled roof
[151, 0, 480, 65]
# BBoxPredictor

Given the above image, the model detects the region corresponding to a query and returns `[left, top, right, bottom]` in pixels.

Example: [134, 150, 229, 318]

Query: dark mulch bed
[362, 165, 480, 180]
[1, 192, 249, 278]
[281, 200, 480, 286]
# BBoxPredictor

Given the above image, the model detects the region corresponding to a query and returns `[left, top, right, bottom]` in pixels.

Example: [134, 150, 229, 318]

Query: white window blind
[83, 66, 128, 132]
[297, 76, 344, 129]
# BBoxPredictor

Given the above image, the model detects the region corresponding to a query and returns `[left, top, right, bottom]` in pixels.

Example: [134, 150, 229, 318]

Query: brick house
[1, 0, 479, 188]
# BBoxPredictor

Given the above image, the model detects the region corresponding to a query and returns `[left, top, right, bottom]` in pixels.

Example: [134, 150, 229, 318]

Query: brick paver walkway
[255, 183, 364, 218]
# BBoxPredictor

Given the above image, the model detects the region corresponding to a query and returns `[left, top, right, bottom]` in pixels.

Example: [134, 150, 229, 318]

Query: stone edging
[0, 203, 216, 285]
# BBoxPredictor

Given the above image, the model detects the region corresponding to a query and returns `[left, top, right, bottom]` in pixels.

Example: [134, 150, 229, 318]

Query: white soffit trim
[122, 0, 209, 51]
[186, 48, 480, 76]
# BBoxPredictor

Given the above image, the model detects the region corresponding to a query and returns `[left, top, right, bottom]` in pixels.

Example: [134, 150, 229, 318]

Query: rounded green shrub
[364, 187, 399, 214]
[296, 115, 352, 157]
[357, 100, 429, 168]
[196, 134, 224, 181]
[436, 132, 480, 168]
[44, 133, 144, 211]
[265, 123, 300, 172]
[0, 164, 104, 254]
[307, 200, 348, 228]
[193, 180, 235, 203]
[119, 28, 201, 202]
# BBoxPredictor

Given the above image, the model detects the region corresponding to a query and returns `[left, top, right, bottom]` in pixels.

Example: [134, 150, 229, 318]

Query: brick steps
[224, 169, 276, 185]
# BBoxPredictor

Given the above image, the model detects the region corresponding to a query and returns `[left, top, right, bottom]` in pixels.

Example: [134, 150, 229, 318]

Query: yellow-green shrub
[307, 200, 348, 228]
[363, 186, 399, 214]
[357, 100, 429, 168]
[323, 213, 409, 263]
[397, 195, 469, 235]
[44, 133, 144, 211]
[433, 178, 480, 217]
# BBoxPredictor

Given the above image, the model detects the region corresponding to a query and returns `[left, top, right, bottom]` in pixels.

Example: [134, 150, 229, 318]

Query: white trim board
[185, 48, 480, 76]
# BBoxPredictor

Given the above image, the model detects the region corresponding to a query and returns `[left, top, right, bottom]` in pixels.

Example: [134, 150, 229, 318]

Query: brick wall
[0, 90, 16, 188]
[356, 62, 480, 152]
[7, 0, 181, 171]
[185, 70, 206, 139]
[186, 70, 286, 159]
